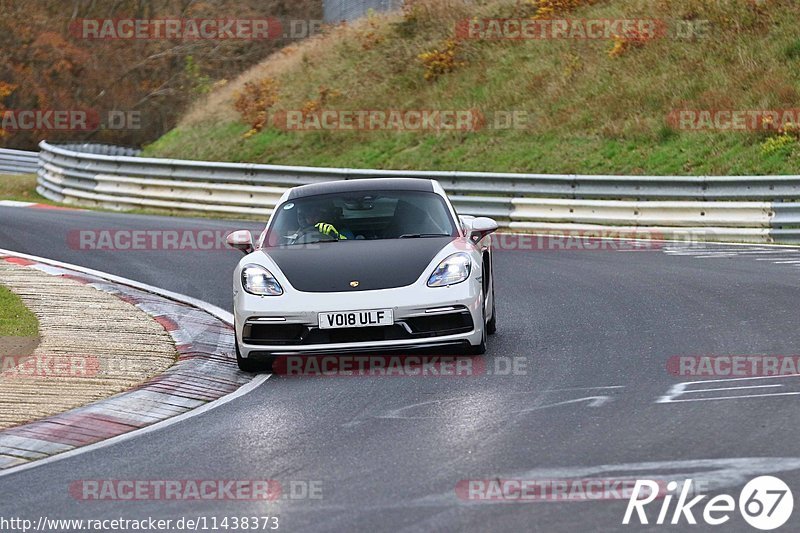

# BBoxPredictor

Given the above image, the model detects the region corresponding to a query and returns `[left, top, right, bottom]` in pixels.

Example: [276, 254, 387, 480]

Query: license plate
[318, 309, 394, 329]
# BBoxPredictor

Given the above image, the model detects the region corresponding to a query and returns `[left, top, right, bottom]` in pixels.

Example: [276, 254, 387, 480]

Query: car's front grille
[405, 310, 474, 337]
[303, 325, 409, 344]
[243, 310, 474, 346]
[243, 323, 306, 345]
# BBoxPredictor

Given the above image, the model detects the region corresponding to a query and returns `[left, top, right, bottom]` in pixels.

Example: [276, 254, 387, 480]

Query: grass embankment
[144, 0, 800, 175]
[0, 174, 42, 203]
[0, 285, 38, 338]
[0, 283, 39, 367]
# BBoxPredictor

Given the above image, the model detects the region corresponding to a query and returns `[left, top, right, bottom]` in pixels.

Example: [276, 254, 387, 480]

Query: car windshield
[264, 190, 458, 246]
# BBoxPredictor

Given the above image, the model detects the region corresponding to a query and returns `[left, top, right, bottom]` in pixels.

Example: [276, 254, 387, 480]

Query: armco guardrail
[0, 148, 38, 175]
[55, 143, 142, 157]
[36, 141, 800, 243]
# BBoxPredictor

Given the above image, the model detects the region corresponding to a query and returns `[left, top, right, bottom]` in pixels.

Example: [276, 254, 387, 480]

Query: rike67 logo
[623, 476, 794, 530]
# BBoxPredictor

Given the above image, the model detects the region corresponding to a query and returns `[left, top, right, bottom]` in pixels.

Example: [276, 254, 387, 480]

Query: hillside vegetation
[0, 285, 38, 338]
[145, 0, 800, 175]
[0, 0, 321, 150]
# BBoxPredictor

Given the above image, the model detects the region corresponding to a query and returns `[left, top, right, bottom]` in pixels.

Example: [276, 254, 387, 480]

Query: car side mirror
[458, 214, 475, 231]
[467, 217, 499, 244]
[226, 230, 254, 254]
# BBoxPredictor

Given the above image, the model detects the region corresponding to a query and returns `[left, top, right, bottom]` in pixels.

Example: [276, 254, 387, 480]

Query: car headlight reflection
[427, 253, 472, 287]
[241, 264, 283, 296]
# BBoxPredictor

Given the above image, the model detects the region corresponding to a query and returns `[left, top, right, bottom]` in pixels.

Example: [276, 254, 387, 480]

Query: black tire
[486, 298, 497, 335]
[235, 337, 263, 373]
[485, 257, 497, 335]
[466, 303, 487, 355]
[467, 332, 487, 355]
[486, 282, 497, 335]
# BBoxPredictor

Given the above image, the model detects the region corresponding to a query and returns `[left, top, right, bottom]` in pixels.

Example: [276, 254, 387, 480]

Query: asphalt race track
[2, 205, 800, 532]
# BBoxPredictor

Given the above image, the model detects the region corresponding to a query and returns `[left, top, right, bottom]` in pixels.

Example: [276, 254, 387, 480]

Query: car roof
[286, 178, 435, 200]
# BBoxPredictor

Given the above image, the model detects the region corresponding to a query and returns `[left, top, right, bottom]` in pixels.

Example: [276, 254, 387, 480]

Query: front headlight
[241, 264, 283, 296]
[427, 252, 472, 287]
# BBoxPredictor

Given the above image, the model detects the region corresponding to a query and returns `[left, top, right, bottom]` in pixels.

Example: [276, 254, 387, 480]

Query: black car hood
[262, 237, 454, 293]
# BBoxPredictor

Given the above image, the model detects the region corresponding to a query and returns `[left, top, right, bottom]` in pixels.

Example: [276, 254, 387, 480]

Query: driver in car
[297, 201, 353, 240]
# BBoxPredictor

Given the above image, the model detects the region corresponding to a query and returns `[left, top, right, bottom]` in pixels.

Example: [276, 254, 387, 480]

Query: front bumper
[234, 281, 484, 358]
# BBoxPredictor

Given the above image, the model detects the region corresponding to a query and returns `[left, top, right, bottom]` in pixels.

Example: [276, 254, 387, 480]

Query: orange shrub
[418, 38, 464, 81]
[0, 82, 16, 139]
[301, 86, 341, 119]
[609, 28, 652, 58]
[530, 0, 601, 19]
[357, 19, 385, 50]
[233, 78, 279, 137]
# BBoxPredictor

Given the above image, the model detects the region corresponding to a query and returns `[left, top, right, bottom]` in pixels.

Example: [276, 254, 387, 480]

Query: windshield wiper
[398, 233, 451, 239]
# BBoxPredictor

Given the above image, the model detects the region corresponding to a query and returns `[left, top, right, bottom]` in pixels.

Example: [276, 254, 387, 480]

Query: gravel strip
[0, 262, 177, 429]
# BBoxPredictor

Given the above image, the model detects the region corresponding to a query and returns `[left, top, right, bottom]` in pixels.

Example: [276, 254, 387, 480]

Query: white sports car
[226, 178, 498, 372]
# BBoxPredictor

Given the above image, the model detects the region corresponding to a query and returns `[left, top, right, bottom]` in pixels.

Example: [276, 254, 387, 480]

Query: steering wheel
[290, 227, 330, 245]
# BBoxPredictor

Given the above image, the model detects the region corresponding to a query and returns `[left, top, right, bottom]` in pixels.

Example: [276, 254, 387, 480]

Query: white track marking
[0, 248, 270, 478]
[513, 396, 611, 412]
[717, 250, 793, 255]
[658, 375, 800, 404]
[689, 384, 781, 393]
[370, 388, 619, 422]
[659, 239, 800, 267]
[661, 392, 800, 403]
[541, 385, 624, 391]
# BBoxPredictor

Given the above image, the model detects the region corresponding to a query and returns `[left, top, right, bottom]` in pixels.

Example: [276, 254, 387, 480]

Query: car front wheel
[235, 337, 264, 373]
[486, 282, 497, 335]
[466, 299, 487, 355]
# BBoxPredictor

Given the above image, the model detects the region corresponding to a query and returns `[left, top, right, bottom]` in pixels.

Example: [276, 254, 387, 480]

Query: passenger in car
[297, 201, 354, 240]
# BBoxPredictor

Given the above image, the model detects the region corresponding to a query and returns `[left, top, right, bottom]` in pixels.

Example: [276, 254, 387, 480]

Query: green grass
[0, 174, 48, 203]
[145, 125, 800, 175]
[143, 0, 800, 175]
[0, 285, 38, 337]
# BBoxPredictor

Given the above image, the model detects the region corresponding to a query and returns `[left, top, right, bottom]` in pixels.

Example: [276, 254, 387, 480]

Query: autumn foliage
[234, 78, 280, 137]
[530, 0, 602, 19]
[0, 0, 321, 149]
